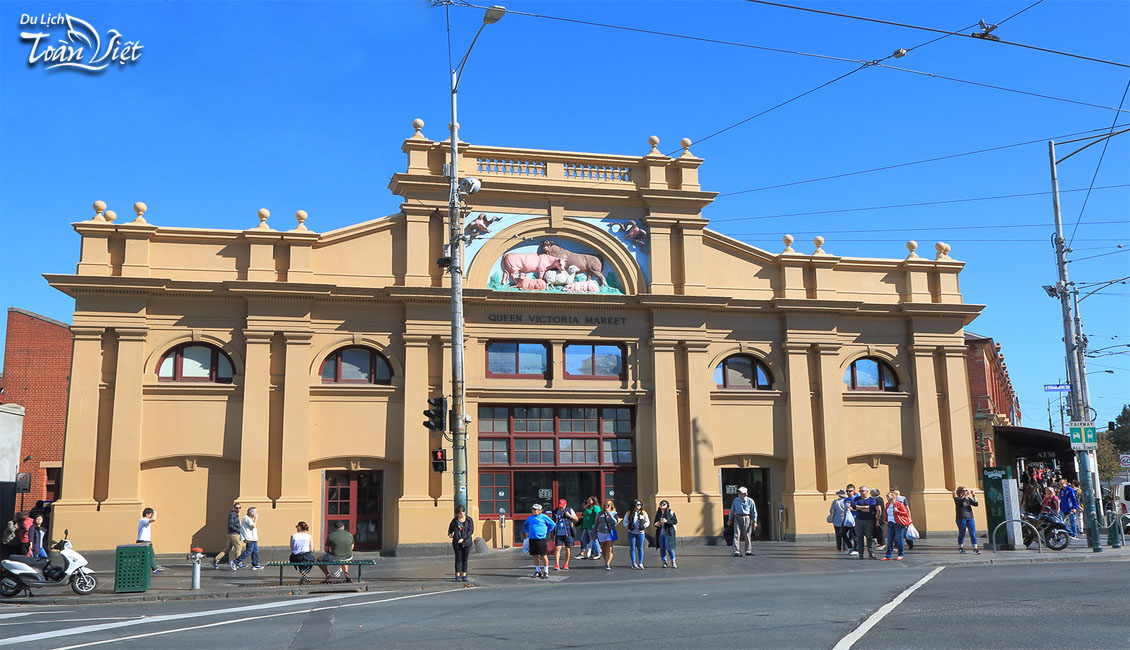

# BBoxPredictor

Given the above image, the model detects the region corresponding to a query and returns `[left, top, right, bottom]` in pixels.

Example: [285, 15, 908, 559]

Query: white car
[1111, 482, 1130, 532]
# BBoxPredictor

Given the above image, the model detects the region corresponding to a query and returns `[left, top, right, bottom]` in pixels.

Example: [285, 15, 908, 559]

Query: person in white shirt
[135, 507, 163, 574]
[235, 507, 263, 569]
[289, 521, 316, 583]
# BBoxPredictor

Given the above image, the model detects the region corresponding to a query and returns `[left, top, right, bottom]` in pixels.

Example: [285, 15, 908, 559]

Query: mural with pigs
[487, 238, 625, 295]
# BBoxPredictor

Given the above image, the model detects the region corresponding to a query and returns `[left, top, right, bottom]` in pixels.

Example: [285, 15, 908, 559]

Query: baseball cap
[738, 486, 748, 494]
[531, 504, 542, 511]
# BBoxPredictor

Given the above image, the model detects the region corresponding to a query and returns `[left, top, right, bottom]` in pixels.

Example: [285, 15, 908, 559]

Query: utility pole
[1072, 287, 1106, 524]
[1047, 140, 1102, 552]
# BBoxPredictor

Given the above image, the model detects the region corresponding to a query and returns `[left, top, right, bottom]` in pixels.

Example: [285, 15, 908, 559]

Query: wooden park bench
[264, 559, 378, 586]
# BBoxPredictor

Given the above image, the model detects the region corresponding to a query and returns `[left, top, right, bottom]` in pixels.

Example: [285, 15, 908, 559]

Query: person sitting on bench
[320, 521, 355, 582]
[289, 521, 316, 583]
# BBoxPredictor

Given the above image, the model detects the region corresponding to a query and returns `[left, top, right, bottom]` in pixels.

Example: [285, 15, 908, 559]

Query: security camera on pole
[441, 3, 506, 512]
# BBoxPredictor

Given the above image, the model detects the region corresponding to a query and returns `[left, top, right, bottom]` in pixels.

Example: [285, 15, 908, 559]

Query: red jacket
[891, 500, 911, 527]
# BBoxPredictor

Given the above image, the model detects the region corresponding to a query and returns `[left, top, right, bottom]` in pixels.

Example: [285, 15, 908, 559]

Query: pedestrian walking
[841, 485, 858, 555]
[852, 486, 877, 559]
[871, 488, 886, 550]
[136, 507, 163, 574]
[289, 521, 316, 584]
[654, 500, 678, 568]
[448, 505, 474, 582]
[624, 500, 650, 569]
[954, 486, 981, 554]
[523, 503, 555, 579]
[579, 496, 602, 560]
[213, 502, 244, 569]
[552, 499, 578, 571]
[829, 490, 851, 553]
[29, 514, 47, 559]
[595, 500, 620, 571]
[729, 486, 757, 557]
[1058, 478, 1079, 537]
[235, 506, 263, 570]
[881, 490, 910, 561]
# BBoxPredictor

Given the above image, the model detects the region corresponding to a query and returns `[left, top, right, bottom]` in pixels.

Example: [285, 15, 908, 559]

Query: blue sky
[1, 0, 1127, 426]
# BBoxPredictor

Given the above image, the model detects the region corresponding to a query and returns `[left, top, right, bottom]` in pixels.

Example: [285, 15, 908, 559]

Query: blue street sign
[1044, 383, 1070, 392]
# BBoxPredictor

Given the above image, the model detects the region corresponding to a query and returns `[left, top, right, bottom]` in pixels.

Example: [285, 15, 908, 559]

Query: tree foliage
[1096, 433, 1121, 483]
[1109, 405, 1130, 452]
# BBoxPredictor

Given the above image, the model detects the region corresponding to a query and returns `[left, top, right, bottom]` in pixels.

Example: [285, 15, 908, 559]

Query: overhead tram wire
[1068, 248, 1130, 264]
[710, 184, 1130, 222]
[744, 0, 1130, 69]
[718, 123, 1130, 196]
[1068, 79, 1130, 248]
[728, 219, 1130, 237]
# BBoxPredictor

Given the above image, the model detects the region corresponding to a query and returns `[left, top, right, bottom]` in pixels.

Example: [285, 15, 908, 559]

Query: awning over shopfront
[993, 425, 1077, 482]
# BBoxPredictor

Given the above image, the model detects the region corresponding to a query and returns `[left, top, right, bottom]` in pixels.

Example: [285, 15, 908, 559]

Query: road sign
[15, 472, 31, 493]
[1119, 454, 1130, 469]
[1068, 421, 1097, 451]
[1044, 383, 1071, 392]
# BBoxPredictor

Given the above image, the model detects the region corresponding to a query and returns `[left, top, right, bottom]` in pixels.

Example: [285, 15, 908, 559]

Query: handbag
[906, 523, 920, 539]
[843, 508, 855, 527]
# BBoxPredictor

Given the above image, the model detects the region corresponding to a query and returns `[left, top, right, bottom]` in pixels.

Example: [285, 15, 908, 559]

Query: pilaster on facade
[238, 330, 274, 504]
[103, 327, 148, 506]
[57, 327, 106, 506]
[681, 340, 719, 507]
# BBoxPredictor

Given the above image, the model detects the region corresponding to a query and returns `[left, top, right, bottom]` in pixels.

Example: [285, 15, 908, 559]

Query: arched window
[712, 354, 772, 390]
[157, 343, 235, 383]
[843, 357, 898, 391]
[320, 346, 393, 384]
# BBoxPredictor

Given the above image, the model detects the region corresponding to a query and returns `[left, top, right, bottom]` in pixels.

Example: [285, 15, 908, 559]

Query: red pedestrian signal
[432, 448, 448, 472]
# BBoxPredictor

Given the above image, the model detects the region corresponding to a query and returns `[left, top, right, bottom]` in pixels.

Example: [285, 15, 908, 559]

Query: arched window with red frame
[712, 354, 772, 390]
[319, 346, 393, 385]
[843, 357, 899, 391]
[157, 343, 235, 383]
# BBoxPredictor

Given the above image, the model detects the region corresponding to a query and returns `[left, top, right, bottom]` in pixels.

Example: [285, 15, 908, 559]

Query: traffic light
[424, 396, 447, 432]
[431, 448, 449, 472]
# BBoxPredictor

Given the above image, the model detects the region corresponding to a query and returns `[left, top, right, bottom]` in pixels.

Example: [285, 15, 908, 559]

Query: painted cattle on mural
[465, 214, 502, 244]
[609, 220, 648, 252]
[538, 241, 606, 286]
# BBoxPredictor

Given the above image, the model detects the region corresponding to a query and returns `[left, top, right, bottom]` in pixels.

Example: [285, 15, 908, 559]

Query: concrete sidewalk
[3, 536, 1125, 606]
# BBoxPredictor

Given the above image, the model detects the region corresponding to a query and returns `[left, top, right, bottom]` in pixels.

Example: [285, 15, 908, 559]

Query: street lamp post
[446, 4, 506, 512]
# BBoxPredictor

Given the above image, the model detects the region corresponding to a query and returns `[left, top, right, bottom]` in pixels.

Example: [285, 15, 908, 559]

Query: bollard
[187, 547, 205, 590]
[1108, 514, 1126, 549]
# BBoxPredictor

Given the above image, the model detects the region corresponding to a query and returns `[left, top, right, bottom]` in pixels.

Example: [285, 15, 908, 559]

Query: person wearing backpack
[624, 500, 650, 570]
[654, 500, 678, 568]
[594, 501, 620, 571]
[552, 499, 578, 571]
[2, 515, 23, 560]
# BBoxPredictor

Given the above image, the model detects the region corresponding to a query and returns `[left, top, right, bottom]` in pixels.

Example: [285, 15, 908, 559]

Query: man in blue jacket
[523, 504, 556, 580]
[213, 502, 244, 570]
[1058, 478, 1079, 537]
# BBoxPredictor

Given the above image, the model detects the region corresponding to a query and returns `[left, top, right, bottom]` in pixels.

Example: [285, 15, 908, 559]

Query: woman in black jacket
[654, 500, 678, 568]
[447, 505, 474, 582]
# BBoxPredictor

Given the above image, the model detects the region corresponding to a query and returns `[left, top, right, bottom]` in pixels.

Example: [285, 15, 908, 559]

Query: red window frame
[156, 343, 235, 383]
[714, 354, 772, 390]
[319, 346, 393, 385]
[844, 357, 898, 391]
[485, 341, 550, 379]
[562, 343, 625, 380]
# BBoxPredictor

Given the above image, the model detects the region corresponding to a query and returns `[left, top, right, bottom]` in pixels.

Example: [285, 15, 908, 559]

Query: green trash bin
[115, 544, 152, 593]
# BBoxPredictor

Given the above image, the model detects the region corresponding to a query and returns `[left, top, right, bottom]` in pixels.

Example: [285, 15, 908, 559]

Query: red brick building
[0, 308, 72, 508]
[965, 331, 1021, 476]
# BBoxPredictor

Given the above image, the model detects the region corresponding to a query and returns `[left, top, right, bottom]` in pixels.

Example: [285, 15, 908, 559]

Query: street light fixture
[445, 3, 506, 513]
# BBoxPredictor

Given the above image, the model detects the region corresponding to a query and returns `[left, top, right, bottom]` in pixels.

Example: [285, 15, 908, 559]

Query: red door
[324, 471, 383, 551]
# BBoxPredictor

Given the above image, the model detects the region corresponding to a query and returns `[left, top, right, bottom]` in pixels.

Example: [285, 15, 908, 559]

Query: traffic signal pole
[1047, 140, 1101, 553]
[448, 66, 468, 513]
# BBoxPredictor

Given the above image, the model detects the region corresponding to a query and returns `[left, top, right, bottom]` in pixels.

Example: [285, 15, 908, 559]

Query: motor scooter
[1021, 511, 1070, 551]
[0, 529, 97, 596]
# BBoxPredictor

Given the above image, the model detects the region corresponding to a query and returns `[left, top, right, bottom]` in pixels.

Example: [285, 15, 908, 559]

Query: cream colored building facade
[48, 124, 982, 554]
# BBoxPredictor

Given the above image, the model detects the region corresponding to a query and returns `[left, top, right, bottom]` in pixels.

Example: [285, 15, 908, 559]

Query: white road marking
[832, 566, 945, 650]
[0, 616, 141, 627]
[52, 590, 462, 649]
[0, 591, 378, 646]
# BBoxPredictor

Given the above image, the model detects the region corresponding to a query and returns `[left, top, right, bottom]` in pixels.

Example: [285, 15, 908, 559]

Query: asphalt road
[1, 561, 1126, 649]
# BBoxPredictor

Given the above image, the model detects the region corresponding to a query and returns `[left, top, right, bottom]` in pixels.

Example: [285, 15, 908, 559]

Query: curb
[0, 581, 462, 606]
[927, 552, 1129, 568]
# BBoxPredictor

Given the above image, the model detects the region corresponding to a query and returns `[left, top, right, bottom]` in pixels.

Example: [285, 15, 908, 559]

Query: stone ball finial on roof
[294, 209, 308, 231]
[413, 118, 424, 132]
[257, 208, 271, 230]
[104, 210, 117, 223]
[132, 202, 148, 224]
[782, 234, 795, 253]
[813, 235, 826, 255]
[906, 240, 919, 259]
[92, 200, 107, 221]
[647, 135, 660, 155]
[935, 241, 951, 260]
